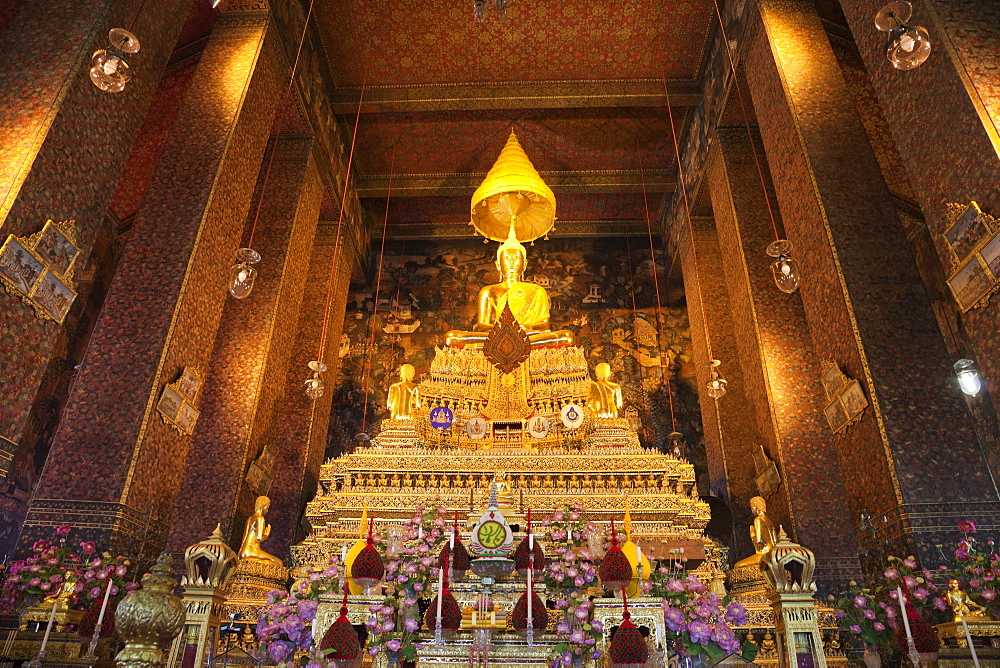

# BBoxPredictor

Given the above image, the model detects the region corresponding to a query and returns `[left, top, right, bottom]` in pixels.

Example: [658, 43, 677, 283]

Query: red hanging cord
[245, 0, 318, 249]
[663, 79, 714, 363]
[388, 238, 407, 374]
[316, 64, 368, 361]
[126, 0, 151, 32]
[360, 146, 396, 432]
[710, 0, 781, 242]
[637, 149, 679, 433]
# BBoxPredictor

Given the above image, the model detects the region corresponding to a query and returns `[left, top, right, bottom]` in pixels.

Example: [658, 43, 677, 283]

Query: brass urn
[115, 552, 186, 668]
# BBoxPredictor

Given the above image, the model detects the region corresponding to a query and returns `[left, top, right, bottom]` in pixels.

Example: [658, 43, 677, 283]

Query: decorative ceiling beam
[329, 79, 701, 114]
[321, 219, 657, 240]
[355, 170, 676, 198]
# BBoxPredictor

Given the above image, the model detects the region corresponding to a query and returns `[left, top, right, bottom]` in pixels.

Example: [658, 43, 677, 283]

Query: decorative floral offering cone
[438, 512, 471, 581]
[609, 591, 648, 668]
[350, 519, 384, 591]
[321, 588, 361, 668]
[423, 588, 462, 637]
[511, 589, 548, 635]
[600, 519, 632, 592]
[513, 509, 545, 577]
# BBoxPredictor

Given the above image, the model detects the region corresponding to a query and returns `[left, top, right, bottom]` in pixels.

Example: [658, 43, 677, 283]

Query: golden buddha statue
[734, 496, 778, 569]
[945, 579, 990, 621]
[238, 495, 283, 566]
[587, 362, 623, 418]
[41, 570, 78, 611]
[445, 225, 574, 350]
[387, 363, 420, 420]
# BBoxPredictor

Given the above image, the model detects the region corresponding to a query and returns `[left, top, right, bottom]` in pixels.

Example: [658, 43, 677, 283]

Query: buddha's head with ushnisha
[495, 222, 527, 279]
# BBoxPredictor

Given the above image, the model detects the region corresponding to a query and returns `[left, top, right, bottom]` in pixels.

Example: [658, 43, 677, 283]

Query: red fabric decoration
[352, 519, 384, 588]
[510, 590, 548, 632]
[77, 596, 117, 639]
[512, 537, 545, 576]
[423, 591, 462, 631]
[600, 519, 632, 591]
[895, 604, 940, 654]
[321, 588, 361, 662]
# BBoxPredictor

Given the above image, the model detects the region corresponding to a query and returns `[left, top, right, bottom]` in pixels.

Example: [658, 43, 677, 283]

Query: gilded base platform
[223, 558, 289, 622]
[5, 630, 84, 661]
[20, 606, 84, 632]
[416, 636, 559, 667]
[936, 644, 1000, 668]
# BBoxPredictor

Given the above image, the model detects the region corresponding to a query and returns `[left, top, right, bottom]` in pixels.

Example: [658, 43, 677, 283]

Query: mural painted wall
[327, 237, 703, 461]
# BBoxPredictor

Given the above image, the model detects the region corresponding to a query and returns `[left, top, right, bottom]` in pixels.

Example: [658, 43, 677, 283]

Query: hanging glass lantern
[228, 248, 261, 299]
[304, 361, 327, 399]
[706, 360, 728, 400]
[875, 2, 932, 71]
[954, 359, 982, 397]
[90, 28, 140, 93]
[766, 239, 800, 294]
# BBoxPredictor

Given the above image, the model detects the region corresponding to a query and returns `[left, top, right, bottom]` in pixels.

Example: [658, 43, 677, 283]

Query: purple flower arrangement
[256, 559, 343, 667]
[649, 572, 747, 662]
[551, 593, 603, 665]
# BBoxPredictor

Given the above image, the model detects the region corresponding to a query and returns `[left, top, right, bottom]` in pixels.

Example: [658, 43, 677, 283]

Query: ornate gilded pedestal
[223, 559, 289, 623]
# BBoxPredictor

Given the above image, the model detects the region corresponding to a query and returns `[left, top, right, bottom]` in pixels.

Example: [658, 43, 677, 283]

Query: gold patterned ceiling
[311, 0, 715, 238]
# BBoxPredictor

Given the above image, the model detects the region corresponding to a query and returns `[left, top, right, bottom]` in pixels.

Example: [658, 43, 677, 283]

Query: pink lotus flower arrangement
[551, 593, 603, 666]
[364, 593, 422, 664]
[831, 581, 894, 648]
[256, 559, 343, 667]
[0, 525, 136, 615]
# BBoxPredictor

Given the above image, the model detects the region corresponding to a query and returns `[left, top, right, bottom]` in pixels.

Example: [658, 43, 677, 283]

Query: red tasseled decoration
[77, 595, 117, 639]
[895, 603, 940, 654]
[351, 518, 384, 588]
[512, 538, 545, 576]
[600, 520, 632, 591]
[423, 591, 463, 632]
[609, 592, 648, 667]
[321, 589, 361, 662]
[510, 590, 549, 632]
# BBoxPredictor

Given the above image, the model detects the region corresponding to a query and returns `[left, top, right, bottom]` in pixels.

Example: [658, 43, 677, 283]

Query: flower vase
[862, 644, 881, 668]
[676, 655, 711, 668]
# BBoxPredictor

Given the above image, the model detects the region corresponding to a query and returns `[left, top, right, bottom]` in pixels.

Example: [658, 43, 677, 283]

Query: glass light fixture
[706, 360, 728, 400]
[228, 248, 261, 299]
[304, 361, 328, 399]
[89, 28, 140, 93]
[875, 2, 932, 71]
[954, 359, 982, 397]
[766, 240, 800, 294]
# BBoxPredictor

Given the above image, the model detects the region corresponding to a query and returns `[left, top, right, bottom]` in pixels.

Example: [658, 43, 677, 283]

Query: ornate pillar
[20, 3, 285, 554]
[744, 0, 1000, 571]
[707, 127, 860, 590]
[0, 0, 194, 462]
[836, 0, 1000, 399]
[267, 228, 356, 560]
[166, 135, 323, 555]
[677, 214, 766, 559]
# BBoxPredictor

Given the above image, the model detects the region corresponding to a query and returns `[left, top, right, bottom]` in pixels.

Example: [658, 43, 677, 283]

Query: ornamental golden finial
[114, 552, 186, 668]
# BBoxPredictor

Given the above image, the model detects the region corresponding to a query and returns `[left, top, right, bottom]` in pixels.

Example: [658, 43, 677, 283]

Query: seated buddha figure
[587, 362, 623, 419]
[734, 495, 778, 569]
[445, 227, 574, 350]
[387, 363, 420, 420]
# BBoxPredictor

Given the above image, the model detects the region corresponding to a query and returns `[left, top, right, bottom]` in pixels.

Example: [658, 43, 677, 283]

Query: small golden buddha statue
[945, 579, 990, 621]
[41, 570, 78, 611]
[445, 225, 574, 350]
[587, 362, 623, 419]
[387, 363, 420, 420]
[238, 495, 283, 566]
[734, 496, 778, 569]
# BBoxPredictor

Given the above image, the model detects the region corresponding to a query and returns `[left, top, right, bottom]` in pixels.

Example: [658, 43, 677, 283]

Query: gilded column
[266, 229, 357, 560]
[0, 0, 194, 463]
[677, 214, 768, 559]
[744, 0, 1000, 570]
[707, 127, 860, 589]
[20, 3, 284, 553]
[166, 135, 323, 555]
[836, 0, 1000, 399]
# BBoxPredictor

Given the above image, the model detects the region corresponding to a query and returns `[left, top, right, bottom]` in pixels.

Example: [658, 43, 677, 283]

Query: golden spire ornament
[471, 132, 555, 243]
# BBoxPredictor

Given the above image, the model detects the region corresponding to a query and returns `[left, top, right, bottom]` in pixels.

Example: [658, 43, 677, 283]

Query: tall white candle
[527, 555, 533, 626]
[341, 544, 347, 564]
[418, 526, 423, 541]
[435, 564, 444, 627]
[39, 601, 57, 654]
[636, 545, 643, 581]
[961, 617, 981, 668]
[94, 577, 114, 629]
[896, 585, 917, 663]
[450, 528, 455, 550]
[529, 532, 534, 551]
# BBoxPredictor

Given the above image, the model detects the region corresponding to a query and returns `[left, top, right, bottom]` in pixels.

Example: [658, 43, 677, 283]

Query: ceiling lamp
[471, 132, 555, 243]
[228, 248, 261, 299]
[304, 361, 328, 399]
[90, 28, 140, 93]
[875, 2, 932, 70]
[954, 359, 982, 397]
[706, 360, 728, 400]
[766, 240, 800, 294]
